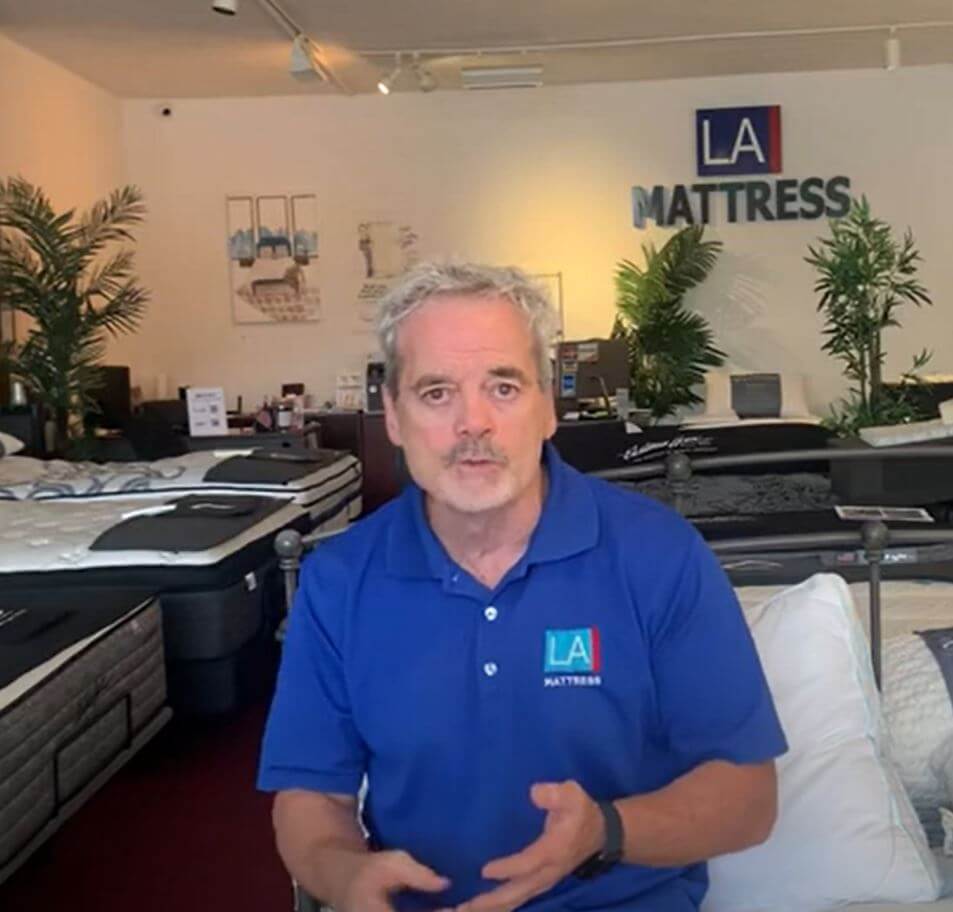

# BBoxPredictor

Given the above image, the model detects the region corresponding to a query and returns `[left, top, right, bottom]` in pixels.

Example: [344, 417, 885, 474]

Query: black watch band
[573, 800, 624, 880]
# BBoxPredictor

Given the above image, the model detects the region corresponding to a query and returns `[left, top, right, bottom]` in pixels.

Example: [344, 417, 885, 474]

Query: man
[258, 262, 786, 912]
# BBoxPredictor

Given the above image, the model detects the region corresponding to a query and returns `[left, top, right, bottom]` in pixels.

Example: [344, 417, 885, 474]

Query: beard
[434, 439, 516, 514]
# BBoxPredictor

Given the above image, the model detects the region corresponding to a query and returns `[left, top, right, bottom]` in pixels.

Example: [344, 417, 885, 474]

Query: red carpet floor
[0, 697, 293, 912]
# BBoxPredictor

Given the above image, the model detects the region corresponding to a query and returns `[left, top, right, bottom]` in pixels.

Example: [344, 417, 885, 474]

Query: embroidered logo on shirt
[543, 628, 602, 687]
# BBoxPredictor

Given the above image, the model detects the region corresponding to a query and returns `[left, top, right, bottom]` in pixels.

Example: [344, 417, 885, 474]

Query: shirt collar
[384, 441, 599, 581]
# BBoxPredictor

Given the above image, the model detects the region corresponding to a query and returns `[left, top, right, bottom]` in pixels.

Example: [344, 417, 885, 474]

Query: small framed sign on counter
[186, 387, 228, 436]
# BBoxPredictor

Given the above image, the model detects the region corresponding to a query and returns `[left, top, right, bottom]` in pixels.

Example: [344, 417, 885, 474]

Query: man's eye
[495, 382, 519, 399]
[422, 388, 448, 403]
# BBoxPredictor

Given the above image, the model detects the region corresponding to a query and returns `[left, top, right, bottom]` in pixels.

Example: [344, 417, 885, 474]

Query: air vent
[460, 65, 543, 90]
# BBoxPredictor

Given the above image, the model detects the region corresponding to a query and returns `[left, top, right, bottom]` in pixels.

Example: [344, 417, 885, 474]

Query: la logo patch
[543, 628, 602, 688]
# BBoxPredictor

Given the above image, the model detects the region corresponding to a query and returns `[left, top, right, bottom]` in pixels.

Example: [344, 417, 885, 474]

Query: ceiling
[1, 0, 952, 98]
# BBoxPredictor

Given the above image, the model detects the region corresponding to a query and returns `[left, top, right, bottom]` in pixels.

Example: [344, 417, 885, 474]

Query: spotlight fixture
[289, 33, 328, 82]
[885, 27, 901, 70]
[413, 58, 437, 93]
[212, 0, 238, 15]
[377, 56, 402, 95]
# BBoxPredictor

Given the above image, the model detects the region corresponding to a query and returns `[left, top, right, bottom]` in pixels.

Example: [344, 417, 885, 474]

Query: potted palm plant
[611, 225, 726, 421]
[0, 178, 149, 455]
[805, 196, 933, 436]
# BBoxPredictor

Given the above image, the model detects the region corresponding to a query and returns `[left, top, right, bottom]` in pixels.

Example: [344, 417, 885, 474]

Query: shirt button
[483, 662, 498, 677]
[484, 606, 498, 621]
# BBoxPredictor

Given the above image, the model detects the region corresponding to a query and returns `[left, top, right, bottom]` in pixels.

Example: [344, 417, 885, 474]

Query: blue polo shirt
[258, 443, 786, 911]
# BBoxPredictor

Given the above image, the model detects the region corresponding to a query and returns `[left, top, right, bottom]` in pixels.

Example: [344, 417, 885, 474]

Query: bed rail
[592, 443, 953, 483]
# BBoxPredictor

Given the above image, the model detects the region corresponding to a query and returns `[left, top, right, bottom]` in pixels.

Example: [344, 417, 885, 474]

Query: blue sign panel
[696, 106, 782, 177]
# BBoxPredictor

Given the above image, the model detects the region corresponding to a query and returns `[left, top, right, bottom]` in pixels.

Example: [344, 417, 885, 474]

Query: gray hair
[375, 261, 560, 397]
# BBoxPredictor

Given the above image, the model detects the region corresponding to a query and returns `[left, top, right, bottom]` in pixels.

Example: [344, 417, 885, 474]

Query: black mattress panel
[203, 448, 348, 485]
[90, 494, 287, 552]
[0, 590, 154, 691]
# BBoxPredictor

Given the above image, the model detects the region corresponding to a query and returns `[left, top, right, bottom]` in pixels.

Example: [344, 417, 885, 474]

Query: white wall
[0, 33, 124, 211]
[115, 65, 953, 415]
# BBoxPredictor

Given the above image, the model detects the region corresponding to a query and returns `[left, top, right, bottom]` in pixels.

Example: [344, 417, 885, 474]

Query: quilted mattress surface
[0, 449, 361, 512]
[0, 494, 307, 574]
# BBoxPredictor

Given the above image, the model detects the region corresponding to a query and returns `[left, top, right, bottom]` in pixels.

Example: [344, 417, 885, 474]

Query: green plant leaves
[806, 195, 932, 433]
[612, 225, 725, 421]
[0, 178, 149, 451]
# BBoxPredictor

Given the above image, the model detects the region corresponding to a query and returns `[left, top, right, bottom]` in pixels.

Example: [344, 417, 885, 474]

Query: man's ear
[383, 386, 403, 448]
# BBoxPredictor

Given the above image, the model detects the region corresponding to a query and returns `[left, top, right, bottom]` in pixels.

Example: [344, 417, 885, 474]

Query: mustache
[444, 441, 508, 467]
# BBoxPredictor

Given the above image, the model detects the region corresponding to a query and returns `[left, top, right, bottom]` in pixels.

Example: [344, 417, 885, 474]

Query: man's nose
[453, 389, 493, 437]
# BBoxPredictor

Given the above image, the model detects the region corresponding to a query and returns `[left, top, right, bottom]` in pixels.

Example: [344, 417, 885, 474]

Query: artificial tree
[611, 225, 725, 421]
[0, 178, 149, 454]
[805, 196, 933, 436]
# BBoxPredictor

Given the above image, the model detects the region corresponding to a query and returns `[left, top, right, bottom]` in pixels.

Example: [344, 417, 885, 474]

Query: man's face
[383, 293, 557, 516]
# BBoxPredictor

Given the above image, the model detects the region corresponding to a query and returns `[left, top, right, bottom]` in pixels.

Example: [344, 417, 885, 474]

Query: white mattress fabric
[0, 496, 308, 573]
[0, 450, 361, 514]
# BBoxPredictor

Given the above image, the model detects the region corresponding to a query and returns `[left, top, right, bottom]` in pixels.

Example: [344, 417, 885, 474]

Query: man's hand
[334, 849, 450, 912]
[454, 781, 605, 912]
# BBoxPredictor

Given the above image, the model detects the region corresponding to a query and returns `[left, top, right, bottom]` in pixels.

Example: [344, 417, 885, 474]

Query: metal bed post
[665, 451, 693, 516]
[861, 520, 889, 692]
[275, 528, 305, 615]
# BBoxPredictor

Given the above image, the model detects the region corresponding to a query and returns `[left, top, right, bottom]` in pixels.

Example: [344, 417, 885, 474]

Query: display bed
[554, 418, 832, 474]
[0, 491, 352, 715]
[0, 448, 363, 526]
[0, 589, 170, 886]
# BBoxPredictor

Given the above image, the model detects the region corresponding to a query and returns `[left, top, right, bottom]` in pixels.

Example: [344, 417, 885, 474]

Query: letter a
[732, 118, 766, 164]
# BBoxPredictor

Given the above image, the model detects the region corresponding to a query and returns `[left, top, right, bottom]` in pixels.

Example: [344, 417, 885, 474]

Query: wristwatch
[573, 800, 624, 879]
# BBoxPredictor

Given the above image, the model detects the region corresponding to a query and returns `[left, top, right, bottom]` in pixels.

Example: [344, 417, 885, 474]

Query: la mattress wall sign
[632, 105, 852, 228]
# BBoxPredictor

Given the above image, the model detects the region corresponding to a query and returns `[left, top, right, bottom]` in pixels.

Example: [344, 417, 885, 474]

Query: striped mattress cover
[0, 591, 171, 885]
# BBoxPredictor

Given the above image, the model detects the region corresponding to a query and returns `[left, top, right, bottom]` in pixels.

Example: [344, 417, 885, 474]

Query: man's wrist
[573, 800, 625, 879]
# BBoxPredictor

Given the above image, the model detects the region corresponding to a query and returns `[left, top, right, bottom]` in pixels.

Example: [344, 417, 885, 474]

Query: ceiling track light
[412, 54, 437, 92]
[255, 0, 346, 91]
[377, 55, 402, 95]
[212, 0, 238, 14]
[885, 27, 901, 71]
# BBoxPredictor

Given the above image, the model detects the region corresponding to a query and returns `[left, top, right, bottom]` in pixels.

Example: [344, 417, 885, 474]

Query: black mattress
[554, 420, 832, 474]
[0, 589, 155, 690]
[697, 509, 953, 587]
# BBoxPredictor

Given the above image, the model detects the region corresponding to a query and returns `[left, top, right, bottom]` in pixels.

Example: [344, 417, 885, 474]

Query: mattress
[0, 494, 313, 586]
[0, 448, 363, 524]
[0, 589, 171, 885]
[701, 509, 953, 588]
[573, 420, 832, 475]
[0, 493, 355, 715]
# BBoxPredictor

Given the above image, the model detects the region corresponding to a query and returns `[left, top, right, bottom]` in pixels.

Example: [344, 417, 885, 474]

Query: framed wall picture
[226, 193, 321, 324]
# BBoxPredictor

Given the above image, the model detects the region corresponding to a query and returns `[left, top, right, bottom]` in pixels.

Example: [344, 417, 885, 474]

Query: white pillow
[0, 431, 25, 457]
[779, 372, 813, 419]
[704, 574, 942, 912]
[703, 371, 738, 420]
[940, 398, 953, 425]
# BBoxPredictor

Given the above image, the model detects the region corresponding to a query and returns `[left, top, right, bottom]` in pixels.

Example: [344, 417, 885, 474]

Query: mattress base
[0, 706, 172, 887]
[168, 624, 279, 716]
